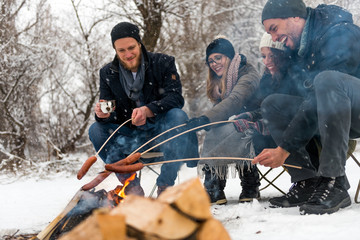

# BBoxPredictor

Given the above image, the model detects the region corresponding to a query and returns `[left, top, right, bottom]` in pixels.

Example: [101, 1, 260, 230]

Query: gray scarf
[119, 53, 145, 102]
[197, 122, 256, 180]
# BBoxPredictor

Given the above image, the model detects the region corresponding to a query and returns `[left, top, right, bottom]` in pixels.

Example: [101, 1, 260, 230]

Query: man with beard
[88, 22, 198, 197]
[253, 0, 360, 214]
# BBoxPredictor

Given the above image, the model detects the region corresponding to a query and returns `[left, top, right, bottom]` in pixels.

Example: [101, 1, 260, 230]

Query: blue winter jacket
[279, 4, 360, 152]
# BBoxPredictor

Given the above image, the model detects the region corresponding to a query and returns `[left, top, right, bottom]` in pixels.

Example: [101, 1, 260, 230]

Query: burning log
[36, 189, 118, 240]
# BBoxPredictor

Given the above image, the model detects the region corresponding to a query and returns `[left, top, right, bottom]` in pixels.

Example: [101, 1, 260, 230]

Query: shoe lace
[285, 180, 306, 198]
[308, 177, 335, 203]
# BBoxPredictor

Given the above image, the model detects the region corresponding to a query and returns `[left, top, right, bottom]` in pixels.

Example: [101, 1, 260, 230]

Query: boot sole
[269, 199, 307, 208]
[299, 195, 351, 215]
[211, 199, 227, 205]
[239, 196, 261, 203]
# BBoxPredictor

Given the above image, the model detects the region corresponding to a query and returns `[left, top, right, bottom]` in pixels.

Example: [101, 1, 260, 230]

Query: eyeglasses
[207, 55, 223, 66]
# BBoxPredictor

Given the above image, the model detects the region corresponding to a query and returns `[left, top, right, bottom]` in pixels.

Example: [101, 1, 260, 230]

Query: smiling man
[253, 0, 360, 215]
[88, 22, 199, 197]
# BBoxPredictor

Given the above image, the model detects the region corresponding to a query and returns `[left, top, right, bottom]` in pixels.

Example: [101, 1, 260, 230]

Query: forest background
[1, 0, 359, 179]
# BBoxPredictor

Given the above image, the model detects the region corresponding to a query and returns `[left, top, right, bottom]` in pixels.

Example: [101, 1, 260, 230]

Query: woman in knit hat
[233, 33, 295, 160]
[188, 36, 261, 205]
[232, 32, 319, 204]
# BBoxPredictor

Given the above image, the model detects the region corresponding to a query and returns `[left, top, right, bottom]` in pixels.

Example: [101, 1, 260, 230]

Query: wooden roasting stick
[143, 157, 302, 170]
[135, 120, 301, 169]
[81, 120, 192, 188]
[81, 119, 301, 190]
[104, 120, 237, 175]
[77, 119, 132, 180]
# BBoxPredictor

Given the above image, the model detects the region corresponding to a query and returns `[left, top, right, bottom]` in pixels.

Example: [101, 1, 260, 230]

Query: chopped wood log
[196, 218, 231, 240]
[111, 195, 198, 240]
[157, 178, 212, 221]
[59, 209, 126, 240]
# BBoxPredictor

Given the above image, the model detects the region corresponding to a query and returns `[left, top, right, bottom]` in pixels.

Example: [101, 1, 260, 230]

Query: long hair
[264, 48, 291, 85]
[206, 57, 231, 103]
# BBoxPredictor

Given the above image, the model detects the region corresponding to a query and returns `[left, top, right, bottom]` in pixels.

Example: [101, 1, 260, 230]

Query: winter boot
[299, 176, 351, 215]
[269, 177, 318, 208]
[203, 165, 227, 205]
[238, 164, 260, 202]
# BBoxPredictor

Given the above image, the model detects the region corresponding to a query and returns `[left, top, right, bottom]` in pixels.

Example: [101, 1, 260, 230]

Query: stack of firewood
[59, 178, 230, 240]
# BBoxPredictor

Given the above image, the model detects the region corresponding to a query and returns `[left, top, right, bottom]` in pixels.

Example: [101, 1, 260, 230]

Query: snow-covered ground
[1, 151, 360, 240]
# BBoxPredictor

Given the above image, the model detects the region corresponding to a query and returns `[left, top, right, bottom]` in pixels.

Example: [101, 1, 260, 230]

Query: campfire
[36, 173, 137, 240]
[107, 173, 136, 205]
[36, 178, 231, 240]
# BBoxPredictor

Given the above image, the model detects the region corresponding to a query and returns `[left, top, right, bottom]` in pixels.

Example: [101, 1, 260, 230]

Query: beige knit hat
[259, 32, 286, 52]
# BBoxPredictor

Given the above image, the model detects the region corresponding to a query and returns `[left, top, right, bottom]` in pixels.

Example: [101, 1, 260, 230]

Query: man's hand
[132, 106, 154, 126]
[95, 100, 111, 119]
[252, 146, 290, 168]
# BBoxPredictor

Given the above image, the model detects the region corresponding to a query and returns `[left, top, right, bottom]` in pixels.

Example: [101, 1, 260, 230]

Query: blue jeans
[261, 71, 360, 187]
[89, 108, 199, 187]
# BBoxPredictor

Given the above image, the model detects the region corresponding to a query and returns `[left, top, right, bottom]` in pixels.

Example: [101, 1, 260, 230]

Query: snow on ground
[1, 151, 360, 240]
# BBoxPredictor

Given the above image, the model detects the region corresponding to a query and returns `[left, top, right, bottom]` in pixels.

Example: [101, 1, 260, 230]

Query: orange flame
[118, 173, 136, 200]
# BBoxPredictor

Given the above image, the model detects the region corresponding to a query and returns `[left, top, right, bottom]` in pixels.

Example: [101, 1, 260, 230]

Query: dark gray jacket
[97, 44, 184, 127]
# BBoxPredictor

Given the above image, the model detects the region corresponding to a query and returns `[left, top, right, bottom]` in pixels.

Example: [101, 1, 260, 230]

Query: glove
[233, 112, 254, 121]
[184, 115, 211, 132]
[233, 119, 270, 135]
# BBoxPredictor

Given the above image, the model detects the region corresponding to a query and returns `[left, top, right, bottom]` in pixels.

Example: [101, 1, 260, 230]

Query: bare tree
[0, 0, 56, 171]
[39, 0, 114, 157]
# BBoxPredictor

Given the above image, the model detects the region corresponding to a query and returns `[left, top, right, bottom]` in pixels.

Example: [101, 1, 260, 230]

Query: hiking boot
[239, 187, 260, 203]
[203, 165, 227, 205]
[299, 176, 351, 215]
[238, 164, 261, 203]
[157, 185, 169, 197]
[269, 177, 318, 208]
[208, 189, 227, 205]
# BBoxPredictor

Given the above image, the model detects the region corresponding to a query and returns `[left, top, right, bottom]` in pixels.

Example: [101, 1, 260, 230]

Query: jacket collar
[297, 8, 311, 57]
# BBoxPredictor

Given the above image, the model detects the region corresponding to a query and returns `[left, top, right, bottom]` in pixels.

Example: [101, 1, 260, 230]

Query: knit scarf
[119, 52, 145, 102]
[224, 53, 242, 99]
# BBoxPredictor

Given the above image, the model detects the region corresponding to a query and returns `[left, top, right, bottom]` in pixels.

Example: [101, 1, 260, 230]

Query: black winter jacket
[96, 45, 184, 127]
[280, 4, 360, 152]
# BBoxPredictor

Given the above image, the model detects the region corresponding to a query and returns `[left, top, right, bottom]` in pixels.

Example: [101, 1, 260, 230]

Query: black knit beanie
[262, 0, 307, 23]
[206, 37, 235, 64]
[110, 22, 141, 47]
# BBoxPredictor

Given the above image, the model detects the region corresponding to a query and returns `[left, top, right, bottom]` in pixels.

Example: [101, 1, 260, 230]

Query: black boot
[203, 165, 227, 205]
[299, 176, 351, 215]
[269, 177, 318, 207]
[238, 164, 260, 202]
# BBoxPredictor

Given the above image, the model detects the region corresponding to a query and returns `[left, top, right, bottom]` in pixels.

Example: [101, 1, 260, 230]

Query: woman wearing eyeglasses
[190, 36, 261, 205]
